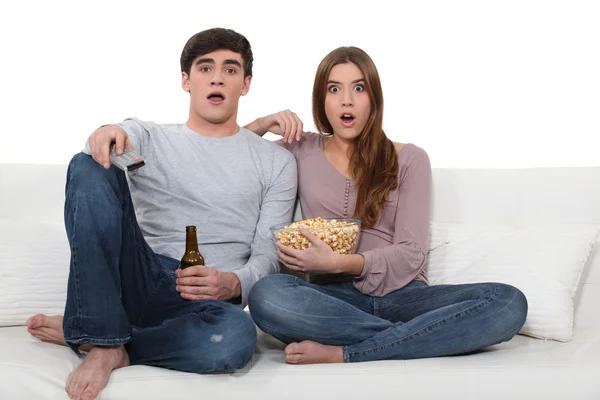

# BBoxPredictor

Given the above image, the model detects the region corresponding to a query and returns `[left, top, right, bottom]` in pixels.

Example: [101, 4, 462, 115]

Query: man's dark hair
[180, 28, 253, 78]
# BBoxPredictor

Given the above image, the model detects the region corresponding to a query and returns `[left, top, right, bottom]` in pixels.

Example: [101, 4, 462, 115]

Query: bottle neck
[185, 226, 200, 252]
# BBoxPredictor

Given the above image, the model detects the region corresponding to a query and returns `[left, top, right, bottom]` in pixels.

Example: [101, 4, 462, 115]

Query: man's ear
[181, 72, 191, 93]
[241, 75, 252, 96]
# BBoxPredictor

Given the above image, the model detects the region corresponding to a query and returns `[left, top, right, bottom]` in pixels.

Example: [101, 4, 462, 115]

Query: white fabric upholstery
[427, 223, 599, 341]
[1, 325, 599, 399]
[0, 220, 69, 326]
[1, 163, 599, 399]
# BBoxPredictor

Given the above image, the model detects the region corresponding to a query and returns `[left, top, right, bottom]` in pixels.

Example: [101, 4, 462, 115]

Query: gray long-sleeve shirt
[85, 118, 298, 307]
[279, 132, 431, 296]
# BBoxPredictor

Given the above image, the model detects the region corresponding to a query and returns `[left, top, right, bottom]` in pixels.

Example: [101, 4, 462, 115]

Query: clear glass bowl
[270, 217, 361, 255]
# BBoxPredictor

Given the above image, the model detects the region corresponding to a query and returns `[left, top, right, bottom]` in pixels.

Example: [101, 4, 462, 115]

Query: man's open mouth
[207, 92, 225, 103]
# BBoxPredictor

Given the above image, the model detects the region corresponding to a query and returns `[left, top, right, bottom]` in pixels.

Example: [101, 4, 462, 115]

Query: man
[26, 28, 297, 400]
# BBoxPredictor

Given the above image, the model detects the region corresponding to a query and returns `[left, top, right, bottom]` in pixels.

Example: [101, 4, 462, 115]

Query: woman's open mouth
[339, 113, 356, 128]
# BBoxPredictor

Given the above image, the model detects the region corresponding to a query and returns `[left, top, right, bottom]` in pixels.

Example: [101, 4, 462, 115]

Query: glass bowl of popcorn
[270, 217, 361, 254]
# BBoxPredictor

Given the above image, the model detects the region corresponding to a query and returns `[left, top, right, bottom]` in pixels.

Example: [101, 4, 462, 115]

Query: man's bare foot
[284, 340, 344, 364]
[66, 345, 129, 400]
[26, 314, 66, 346]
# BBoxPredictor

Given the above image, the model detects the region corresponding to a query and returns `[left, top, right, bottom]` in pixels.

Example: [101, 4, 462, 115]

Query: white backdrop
[0, 0, 598, 167]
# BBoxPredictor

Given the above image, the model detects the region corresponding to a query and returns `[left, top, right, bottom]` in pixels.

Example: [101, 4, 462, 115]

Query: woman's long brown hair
[312, 47, 399, 229]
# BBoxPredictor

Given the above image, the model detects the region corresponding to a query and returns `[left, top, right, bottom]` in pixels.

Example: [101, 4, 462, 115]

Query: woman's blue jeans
[248, 273, 527, 363]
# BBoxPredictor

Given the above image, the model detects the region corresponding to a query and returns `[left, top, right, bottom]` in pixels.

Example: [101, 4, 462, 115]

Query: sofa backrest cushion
[1, 163, 599, 335]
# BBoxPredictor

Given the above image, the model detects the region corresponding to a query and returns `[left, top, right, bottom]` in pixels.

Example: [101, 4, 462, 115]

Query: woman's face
[324, 62, 371, 141]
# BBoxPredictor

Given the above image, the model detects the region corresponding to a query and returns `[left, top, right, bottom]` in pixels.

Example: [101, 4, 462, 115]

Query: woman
[244, 46, 527, 365]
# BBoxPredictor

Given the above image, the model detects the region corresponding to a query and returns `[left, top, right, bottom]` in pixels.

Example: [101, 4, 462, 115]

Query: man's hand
[276, 227, 342, 274]
[175, 265, 241, 301]
[88, 125, 133, 169]
[256, 110, 305, 143]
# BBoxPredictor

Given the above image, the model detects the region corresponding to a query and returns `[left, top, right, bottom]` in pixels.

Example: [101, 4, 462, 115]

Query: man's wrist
[226, 272, 242, 299]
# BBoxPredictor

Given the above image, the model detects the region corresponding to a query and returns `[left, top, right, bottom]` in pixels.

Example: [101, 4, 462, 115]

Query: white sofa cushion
[0, 219, 69, 326]
[1, 217, 598, 342]
[427, 223, 600, 342]
[1, 325, 599, 400]
[0, 218, 462, 326]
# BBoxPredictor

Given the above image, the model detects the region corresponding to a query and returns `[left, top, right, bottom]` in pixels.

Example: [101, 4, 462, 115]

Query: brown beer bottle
[180, 225, 205, 269]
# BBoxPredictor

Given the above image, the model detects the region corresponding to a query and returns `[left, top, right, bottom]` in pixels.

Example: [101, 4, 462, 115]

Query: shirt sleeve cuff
[232, 268, 253, 309]
[356, 250, 374, 280]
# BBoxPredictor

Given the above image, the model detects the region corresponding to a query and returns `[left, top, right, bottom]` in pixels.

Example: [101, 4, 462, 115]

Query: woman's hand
[246, 110, 305, 143]
[276, 226, 342, 274]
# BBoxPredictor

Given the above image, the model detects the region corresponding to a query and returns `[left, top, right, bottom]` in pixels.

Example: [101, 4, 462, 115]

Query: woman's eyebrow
[327, 78, 365, 84]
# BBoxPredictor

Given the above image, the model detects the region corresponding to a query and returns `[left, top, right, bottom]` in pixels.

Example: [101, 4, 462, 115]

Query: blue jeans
[62, 153, 257, 373]
[248, 274, 527, 362]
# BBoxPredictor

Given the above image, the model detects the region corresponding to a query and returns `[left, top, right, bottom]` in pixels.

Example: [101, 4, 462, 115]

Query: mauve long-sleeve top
[278, 132, 432, 296]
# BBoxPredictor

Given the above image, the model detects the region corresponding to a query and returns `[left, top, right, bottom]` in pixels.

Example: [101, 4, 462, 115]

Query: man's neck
[186, 114, 240, 138]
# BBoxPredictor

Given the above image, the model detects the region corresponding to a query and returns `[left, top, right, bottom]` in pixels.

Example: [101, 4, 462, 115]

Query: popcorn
[272, 217, 360, 254]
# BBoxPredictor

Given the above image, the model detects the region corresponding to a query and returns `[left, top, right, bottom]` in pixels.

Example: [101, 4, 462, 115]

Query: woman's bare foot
[26, 314, 66, 346]
[284, 340, 344, 364]
[66, 345, 130, 400]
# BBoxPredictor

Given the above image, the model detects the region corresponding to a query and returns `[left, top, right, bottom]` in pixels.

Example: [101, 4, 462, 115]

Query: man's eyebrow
[223, 59, 242, 68]
[195, 58, 215, 66]
[195, 58, 242, 68]
[327, 78, 366, 84]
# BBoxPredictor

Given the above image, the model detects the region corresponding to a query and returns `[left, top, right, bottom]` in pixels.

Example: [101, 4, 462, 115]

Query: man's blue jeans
[62, 153, 257, 373]
[248, 274, 527, 362]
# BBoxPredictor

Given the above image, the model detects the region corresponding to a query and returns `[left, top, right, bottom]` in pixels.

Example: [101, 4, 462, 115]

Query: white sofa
[1, 163, 599, 399]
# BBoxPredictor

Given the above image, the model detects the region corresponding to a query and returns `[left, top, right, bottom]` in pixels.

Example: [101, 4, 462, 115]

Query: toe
[28, 329, 50, 343]
[285, 343, 298, 355]
[73, 379, 87, 399]
[286, 353, 303, 364]
[65, 373, 74, 397]
[29, 331, 44, 341]
[38, 326, 56, 337]
[69, 372, 86, 399]
[81, 386, 98, 400]
[37, 314, 49, 327]
[26, 314, 41, 328]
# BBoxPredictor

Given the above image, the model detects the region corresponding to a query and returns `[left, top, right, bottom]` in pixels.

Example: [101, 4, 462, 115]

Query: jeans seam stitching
[68, 336, 131, 345]
[69, 186, 84, 331]
[136, 274, 172, 326]
[123, 190, 146, 256]
[346, 283, 500, 360]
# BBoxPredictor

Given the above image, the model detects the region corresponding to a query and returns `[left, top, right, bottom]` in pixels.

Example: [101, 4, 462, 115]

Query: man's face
[182, 49, 251, 125]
